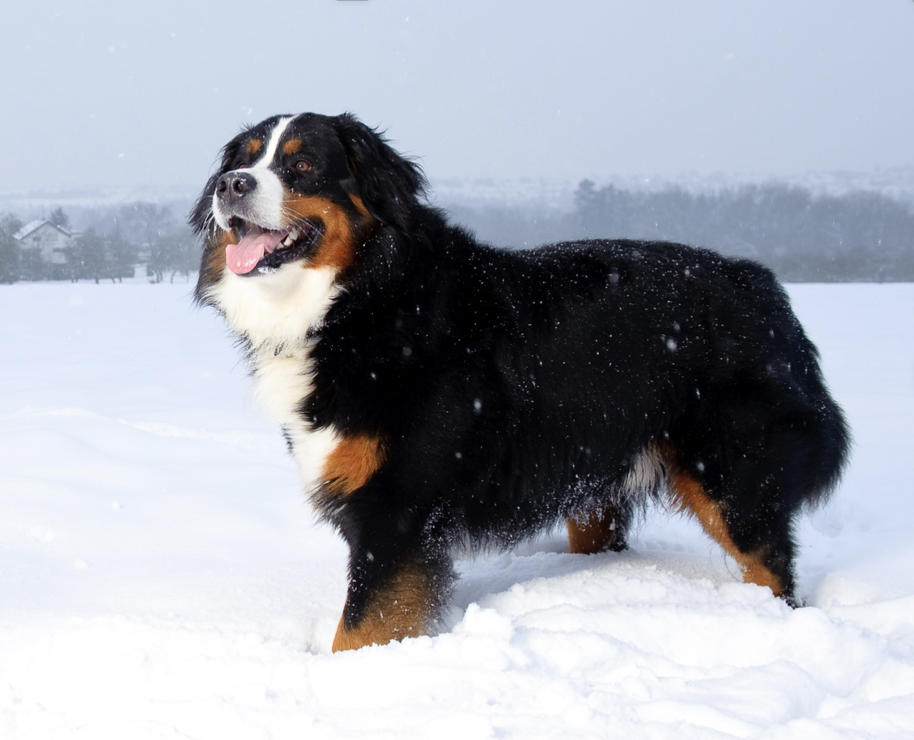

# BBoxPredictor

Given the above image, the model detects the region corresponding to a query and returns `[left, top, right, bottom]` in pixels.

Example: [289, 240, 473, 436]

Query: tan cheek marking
[283, 194, 362, 270]
[667, 468, 784, 596]
[331, 562, 434, 652]
[246, 139, 262, 156]
[322, 434, 384, 496]
[283, 138, 302, 155]
[203, 230, 232, 284]
[348, 194, 371, 220]
[567, 502, 627, 554]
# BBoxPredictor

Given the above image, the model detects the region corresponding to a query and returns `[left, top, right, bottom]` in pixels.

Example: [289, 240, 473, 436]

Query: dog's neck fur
[203, 262, 339, 428]
[205, 263, 340, 353]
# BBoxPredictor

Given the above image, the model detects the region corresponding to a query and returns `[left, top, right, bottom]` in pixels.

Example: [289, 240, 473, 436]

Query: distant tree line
[3, 185, 913, 284]
[0, 202, 199, 285]
[0, 215, 22, 284]
[449, 182, 914, 282]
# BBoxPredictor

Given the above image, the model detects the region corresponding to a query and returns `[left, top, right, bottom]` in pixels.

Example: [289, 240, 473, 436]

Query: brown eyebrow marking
[246, 139, 262, 156]
[283, 138, 303, 155]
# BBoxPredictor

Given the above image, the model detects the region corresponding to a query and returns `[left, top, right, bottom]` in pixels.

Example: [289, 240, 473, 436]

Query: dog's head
[191, 112, 426, 286]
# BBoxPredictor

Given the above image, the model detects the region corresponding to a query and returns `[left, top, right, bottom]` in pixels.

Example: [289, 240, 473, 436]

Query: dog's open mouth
[225, 218, 319, 275]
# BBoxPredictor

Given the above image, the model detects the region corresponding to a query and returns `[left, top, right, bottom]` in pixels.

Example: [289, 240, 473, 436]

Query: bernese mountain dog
[191, 112, 850, 652]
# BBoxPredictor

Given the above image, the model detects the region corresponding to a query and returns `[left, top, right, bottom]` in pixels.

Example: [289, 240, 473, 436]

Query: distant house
[14, 220, 77, 265]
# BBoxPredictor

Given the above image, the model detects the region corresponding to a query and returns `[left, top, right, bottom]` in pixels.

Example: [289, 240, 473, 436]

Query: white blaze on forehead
[212, 115, 299, 231]
[251, 115, 296, 170]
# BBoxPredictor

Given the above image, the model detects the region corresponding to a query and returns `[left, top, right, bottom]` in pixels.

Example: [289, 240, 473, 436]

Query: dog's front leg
[331, 547, 452, 652]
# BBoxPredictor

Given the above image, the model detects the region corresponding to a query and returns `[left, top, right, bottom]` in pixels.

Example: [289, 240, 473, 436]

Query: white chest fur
[206, 264, 340, 348]
[205, 264, 342, 495]
[251, 343, 340, 496]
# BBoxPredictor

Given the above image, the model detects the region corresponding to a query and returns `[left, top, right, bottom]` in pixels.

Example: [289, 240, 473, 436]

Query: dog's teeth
[289, 227, 301, 240]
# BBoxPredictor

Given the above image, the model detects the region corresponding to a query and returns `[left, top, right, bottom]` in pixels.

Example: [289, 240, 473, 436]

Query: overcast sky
[3, 0, 913, 194]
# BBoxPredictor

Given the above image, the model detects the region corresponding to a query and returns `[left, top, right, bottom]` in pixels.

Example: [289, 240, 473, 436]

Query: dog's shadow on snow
[445, 529, 650, 629]
[448, 531, 576, 614]
[442, 517, 771, 633]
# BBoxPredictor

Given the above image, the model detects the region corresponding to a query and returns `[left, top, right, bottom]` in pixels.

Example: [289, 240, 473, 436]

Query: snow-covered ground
[1, 279, 912, 739]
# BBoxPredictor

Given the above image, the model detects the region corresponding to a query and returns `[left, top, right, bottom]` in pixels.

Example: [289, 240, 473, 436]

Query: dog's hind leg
[567, 499, 633, 554]
[665, 375, 847, 605]
[666, 465, 796, 601]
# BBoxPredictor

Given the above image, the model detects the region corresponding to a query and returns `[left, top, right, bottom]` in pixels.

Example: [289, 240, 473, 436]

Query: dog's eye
[295, 159, 312, 173]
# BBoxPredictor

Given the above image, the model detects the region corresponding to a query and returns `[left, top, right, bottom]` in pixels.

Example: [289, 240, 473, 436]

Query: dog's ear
[333, 113, 427, 230]
[188, 133, 245, 235]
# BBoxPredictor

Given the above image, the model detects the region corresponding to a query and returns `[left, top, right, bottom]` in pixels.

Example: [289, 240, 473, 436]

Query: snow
[1, 279, 913, 739]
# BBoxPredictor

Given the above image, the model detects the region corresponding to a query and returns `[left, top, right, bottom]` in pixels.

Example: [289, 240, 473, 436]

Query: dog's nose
[216, 171, 257, 200]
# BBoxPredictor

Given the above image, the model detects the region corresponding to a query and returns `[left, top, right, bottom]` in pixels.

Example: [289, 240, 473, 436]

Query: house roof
[14, 220, 73, 241]
[14, 220, 47, 240]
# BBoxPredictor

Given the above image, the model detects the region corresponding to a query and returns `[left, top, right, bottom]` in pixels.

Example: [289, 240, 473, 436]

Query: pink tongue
[225, 227, 289, 274]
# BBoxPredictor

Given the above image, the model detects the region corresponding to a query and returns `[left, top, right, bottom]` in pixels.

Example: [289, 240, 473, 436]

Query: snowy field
[1, 279, 913, 739]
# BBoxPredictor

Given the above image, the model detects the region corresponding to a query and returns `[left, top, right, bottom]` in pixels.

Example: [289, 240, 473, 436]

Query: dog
[191, 112, 850, 651]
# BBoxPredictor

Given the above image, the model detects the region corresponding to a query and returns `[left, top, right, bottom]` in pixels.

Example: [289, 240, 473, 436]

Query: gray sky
[3, 0, 913, 193]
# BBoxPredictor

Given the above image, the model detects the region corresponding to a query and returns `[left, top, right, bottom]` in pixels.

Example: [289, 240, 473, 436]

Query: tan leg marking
[567, 502, 628, 554]
[332, 562, 434, 652]
[322, 434, 385, 496]
[667, 469, 784, 596]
